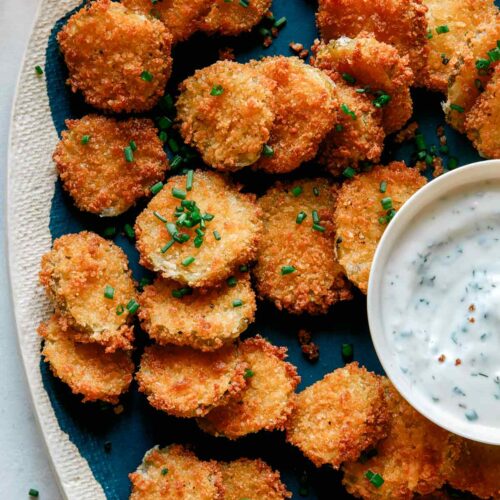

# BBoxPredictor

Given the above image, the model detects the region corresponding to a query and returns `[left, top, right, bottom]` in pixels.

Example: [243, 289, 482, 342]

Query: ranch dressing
[381, 180, 500, 428]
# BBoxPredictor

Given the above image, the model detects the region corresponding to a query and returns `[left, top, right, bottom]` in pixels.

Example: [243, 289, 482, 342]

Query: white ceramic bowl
[368, 159, 500, 445]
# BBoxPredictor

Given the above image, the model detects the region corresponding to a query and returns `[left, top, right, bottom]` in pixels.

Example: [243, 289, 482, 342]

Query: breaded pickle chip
[53, 115, 168, 216]
[129, 444, 224, 500]
[316, 0, 429, 76]
[39, 232, 137, 352]
[250, 56, 338, 173]
[220, 458, 291, 500]
[334, 162, 426, 293]
[176, 61, 275, 171]
[58, 0, 172, 112]
[136, 344, 248, 418]
[38, 314, 133, 404]
[135, 170, 262, 288]
[342, 380, 463, 499]
[139, 274, 256, 351]
[286, 363, 389, 469]
[253, 179, 352, 315]
[197, 336, 300, 439]
[313, 36, 414, 134]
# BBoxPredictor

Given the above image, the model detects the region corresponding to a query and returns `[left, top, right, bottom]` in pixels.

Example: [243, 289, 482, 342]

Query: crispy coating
[312, 36, 414, 134]
[138, 274, 256, 351]
[317, 82, 385, 176]
[316, 0, 429, 76]
[176, 61, 275, 171]
[249, 56, 337, 173]
[53, 115, 168, 217]
[464, 64, 500, 158]
[38, 314, 133, 404]
[135, 170, 262, 288]
[420, 0, 498, 92]
[220, 458, 291, 500]
[447, 439, 500, 499]
[286, 363, 389, 469]
[136, 344, 247, 418]
[129, 444, 224, 500]
[39, 232, 137, 352]
[197, 336, 300, 439]
[58, 0, 172, 112]
[342, 379, 463, 499]
[253, 179, 353, 315]
[334, 162, 426, 293]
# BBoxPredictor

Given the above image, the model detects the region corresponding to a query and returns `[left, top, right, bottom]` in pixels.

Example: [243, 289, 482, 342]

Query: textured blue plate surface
[43, 1, 484, 498]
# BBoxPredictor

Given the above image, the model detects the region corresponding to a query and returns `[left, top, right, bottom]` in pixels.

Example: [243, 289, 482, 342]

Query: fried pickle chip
[286, 363, 389, 469]
[249, 56, 337, 173]
[135, 170, 262, 288]
[317, 82, 385, 176]
[129, 444, 224, 500]
[312, 36, 414, 134]
[139, 274, 256, 351]
[220, 458, 291, 500]
[334, 162, 426, 293]
[176, 61, 275, 171]
[342, 379, 463, 499]
[420, 0, 498, 92]
[53, 115, 168, 216]
[253, 179, 352, 315]
[58, 0, 172, 112]
[136, 343, 247, 418]
[38, 314, 133, 404]
[39, 232, 137, 352]
[447, 439, 500, 499]
[197, 336, 300, 439]
[316, 0, 429, 76]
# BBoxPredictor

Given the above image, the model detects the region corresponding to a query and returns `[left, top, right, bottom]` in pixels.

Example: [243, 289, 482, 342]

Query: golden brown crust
[253, 178, 353, 315]
[220, 458, 291, 500]
[197, 336, 300, 439]
[138, 274, 256, 351]
[134, 170, 262, 288]
[334, 162, 426, 293]
[39, 231, 137, 352]
[53, 115, 168, 216]
[286, 363, 389, 469]
[129, 444, 224, 500]
[176, 61, 276, 171]
[57, 0, 172, 112]
[38, 314, 133, 404]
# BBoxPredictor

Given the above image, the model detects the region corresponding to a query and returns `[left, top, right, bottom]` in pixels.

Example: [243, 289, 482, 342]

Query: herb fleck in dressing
[381, 181, 500, 428]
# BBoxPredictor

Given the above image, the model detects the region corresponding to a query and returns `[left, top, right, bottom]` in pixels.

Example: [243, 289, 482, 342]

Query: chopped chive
[488, 47, 500, 62]
[244, 368, 254, 378]
[448, 157, 458, 169]
[129, 140, 137, 152]
[35, 66, 43, 75]
[262, 144, 274, 157]
[126, 299, 140, 314]
[274, 16, 287, 28]
[335, 124, 344, 132]
[312, 223, 325, 232]
[151, 181, 163, 195]
[29, 489, 39, 498]
[342, 343, 353, 362]
[342, 72, 356, 84]
[343, 167, 356, 179]
[341, 103, 356, 119]
[161, 240, 175, 253]
[415, 133, 426, 151]
[239, 264, 249, 272]
[416, 150, 427, 160]
[194, 236, 203, 248]
[116, 304, 125, 315]
[386, 209, 396, 221]
[239, 0, 249, 6]
[104, 285, 115, 299]
[436, 25, 449, 34]
[158, 116, 173, 130]
[161, 468, 168, 475]
[172, 187, 187, 200]
[159, 131, 167, 142]
[365, 470, 384, 488]
[232, 299, 243, 307]
[439, 144, 449, 154]
[138, 277, 151, 291]
[182, 256, 195, 266]
[379, 181, 387, 193]
[259, 27, 271, 37]
[141, 70, 153, 81]
[196, 228, 204, 236]
[425, 154, 434, 166]
[171, 155, 183, 169]
[153, 211, 168, 223]
[378, 216, 388, 225]
[380, 197, 393, 210]
[166, 223, 177, 237]
[373, 93, 391, 108]
[291, 186, 303, 197]
[213, 230, 221, 240]
[103, 226, 116, 238]
[172, 287, 192, 298]
[227, 276, 237, 287]
[476, 58, 490, 71]
[281, 265, 296, 275]
[203, 213, 215, 221]
[313, 186, 320, 196]
[296, 211, 307, 224]
[81, 135, 90, 145]
[210, 85, 224, 96]
[168, 138, 179, 153]
[450, 103, 464, 113]
[312, 210, 320, 224]
[124, 146, 134, 162]
[124, 223, 135, 239]
[426, 29, 433, 39]
[474, 78, 484, 91]
[186, 170, 194, 191]
[160, 94, 174, 112]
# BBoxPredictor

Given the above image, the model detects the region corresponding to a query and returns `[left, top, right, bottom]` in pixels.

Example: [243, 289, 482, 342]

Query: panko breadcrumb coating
[197, 336, 300, 439]
[135, 170, 262, 288]
[464, 64, 500, 158]
[316, 0, 429, 76]
[250, 56, 338, 173]
[138, 274, 256, 351]
[334, 162, 426, 293]
[317, 82, 385, 177]
[342, 379, 463, 499]
[286, 363, 389, 469]
[39, 232, 137, 352]
[253, 179, 352, 315]
[129, 444, 224, 500]
[53, 115, 168, 216]
[58, 0, 172, 112]
[447, 439, 500, 499]
[38, 314, 133, 404]
[136, 343, 248, 418]
[312, 36, 414, 134]
[176, 61, 275, 171]
[220, 458, 291, 500]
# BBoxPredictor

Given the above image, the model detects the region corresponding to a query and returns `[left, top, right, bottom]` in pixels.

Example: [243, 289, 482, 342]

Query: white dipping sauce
[381, 180, 500, 428]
